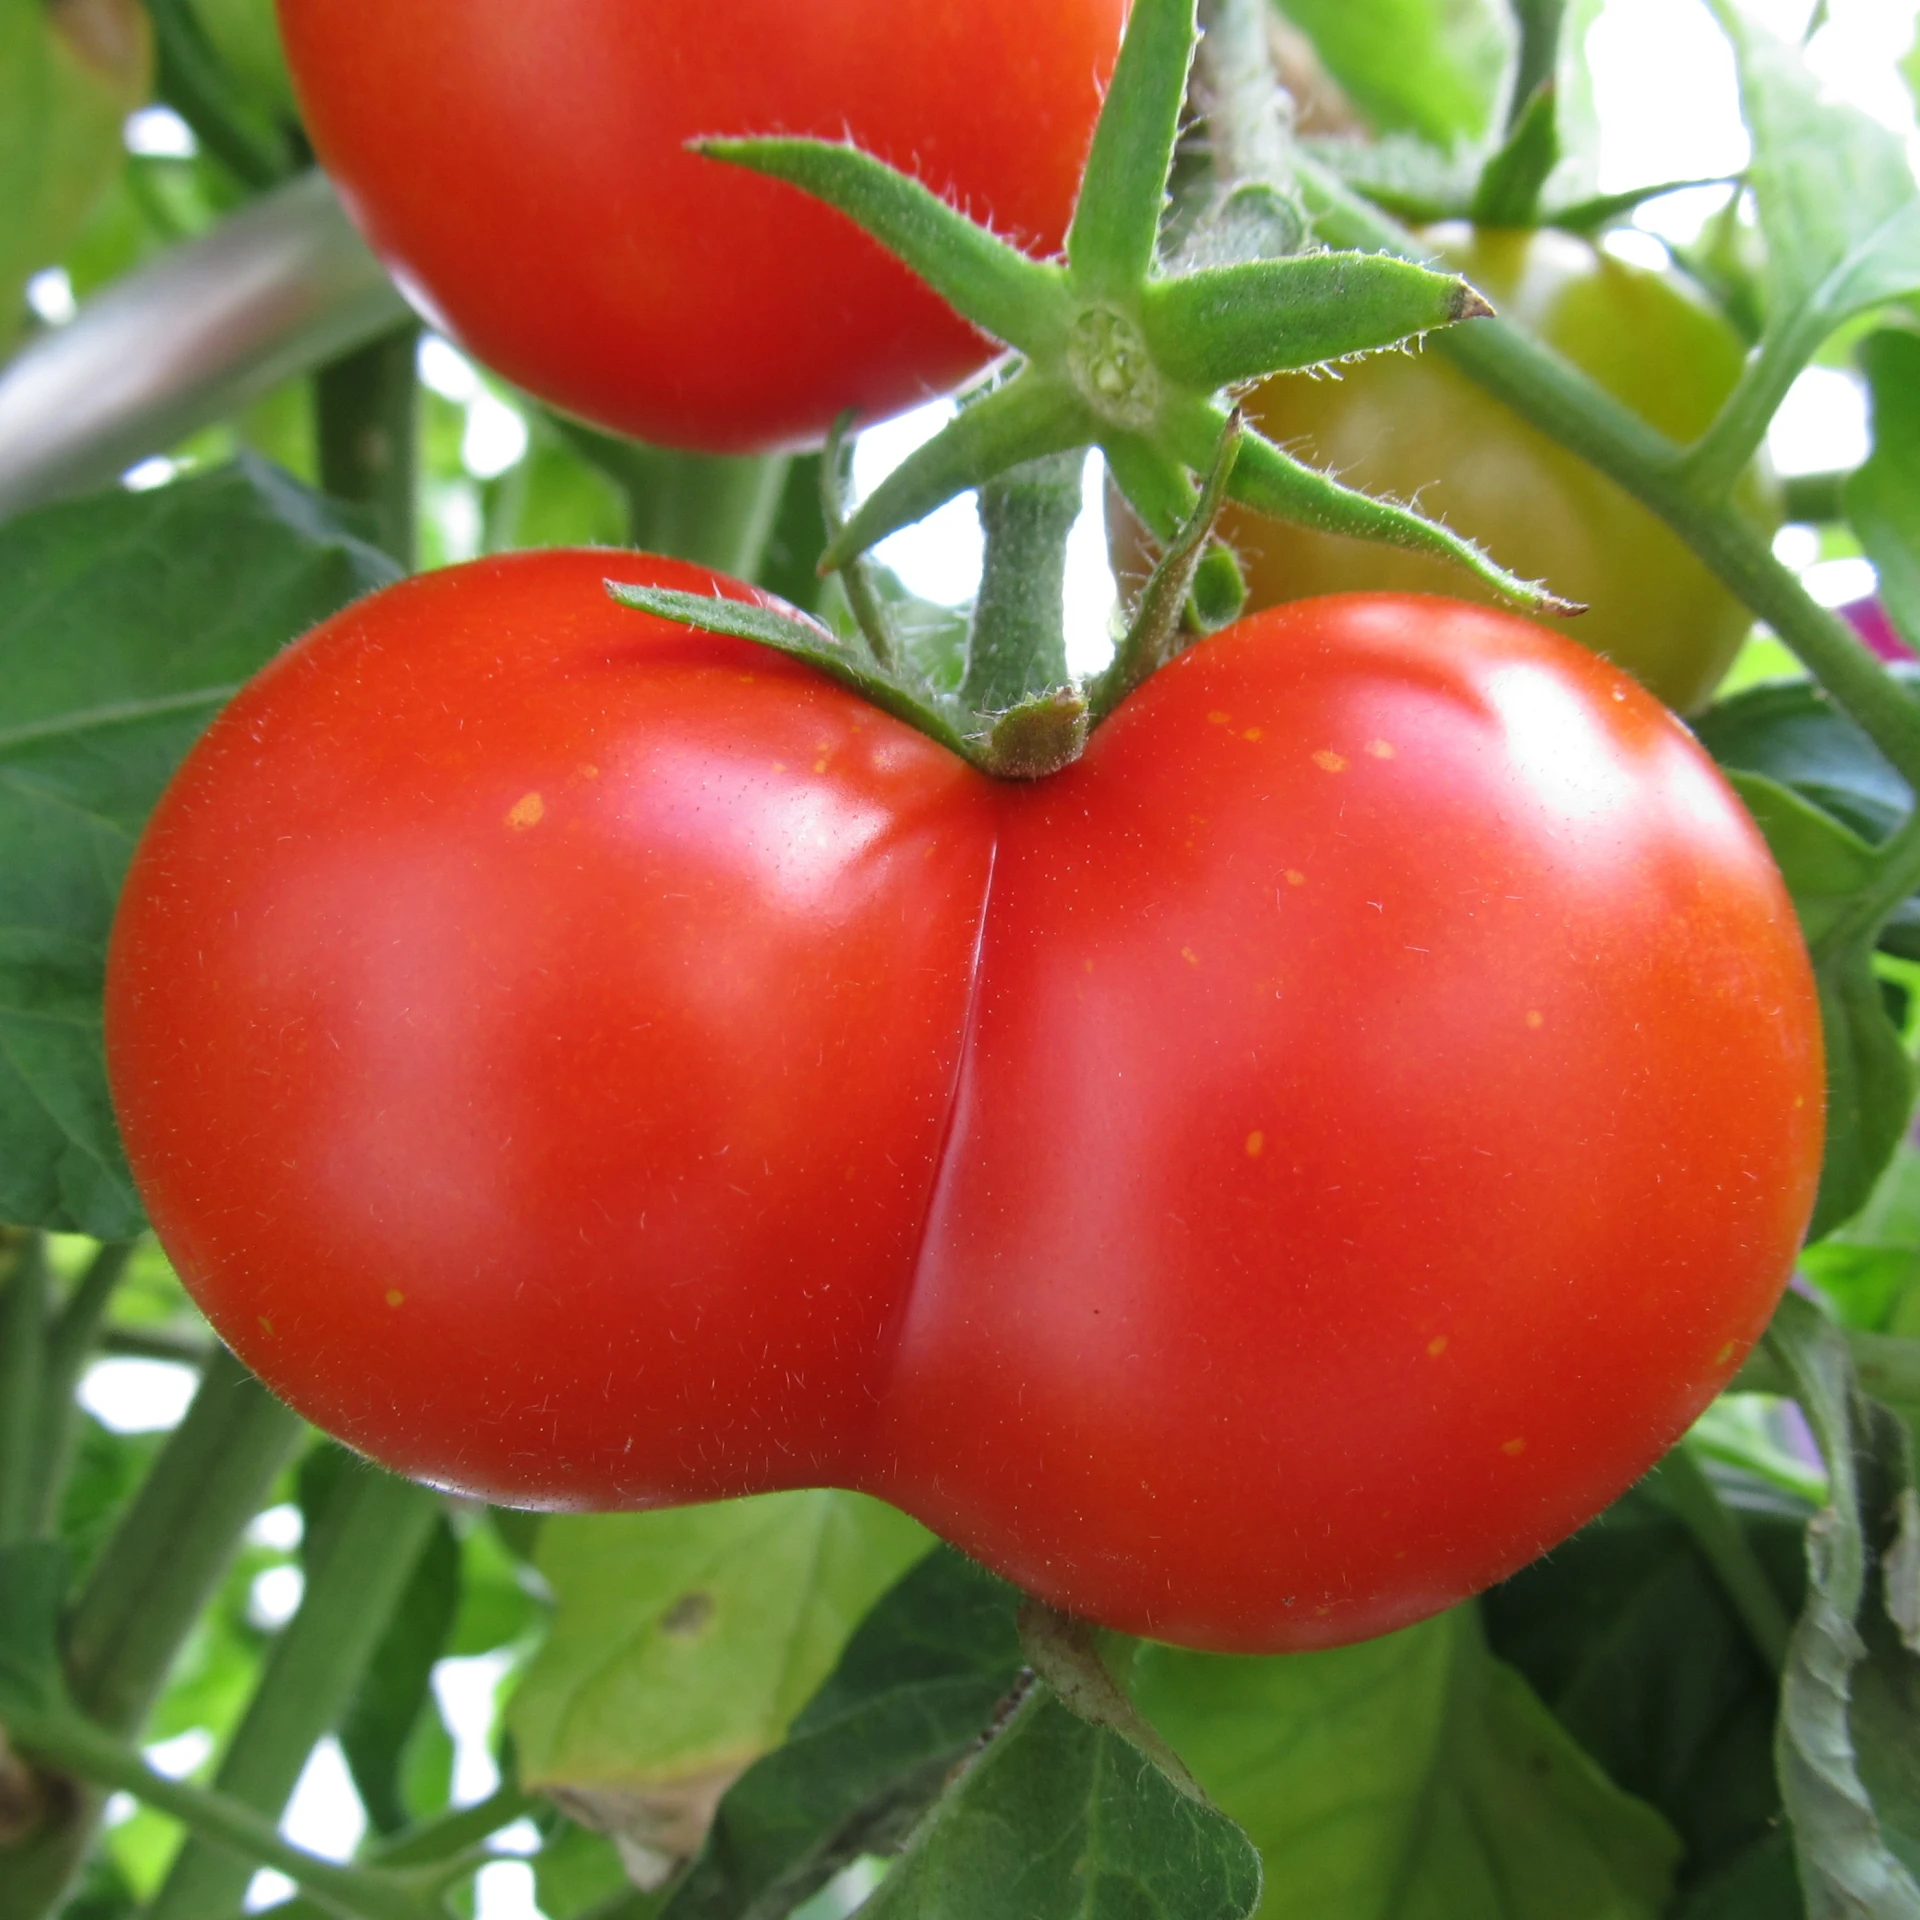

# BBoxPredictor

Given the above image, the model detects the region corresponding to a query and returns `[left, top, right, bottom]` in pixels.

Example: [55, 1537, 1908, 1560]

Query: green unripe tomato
[1175, 226, 1773, 713]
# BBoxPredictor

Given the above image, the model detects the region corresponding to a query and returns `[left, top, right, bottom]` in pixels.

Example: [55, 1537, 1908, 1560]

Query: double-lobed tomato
[1116, 224, 1771, 714]
[106, 551, 1823, 1653]
[274, 0, 1127, 454]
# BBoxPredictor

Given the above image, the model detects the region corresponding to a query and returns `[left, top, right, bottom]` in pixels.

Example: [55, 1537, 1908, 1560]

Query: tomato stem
[146, 1466, 445, 1920]
[28, 1242, 137, 1540]
[962, 452, 1083, 715]
[315, 322, 420, 570]
[0, 1234, 49, 1549]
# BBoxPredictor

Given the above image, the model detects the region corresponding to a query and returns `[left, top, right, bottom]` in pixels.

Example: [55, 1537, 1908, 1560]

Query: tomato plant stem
[1193, 0, 1295, 203]
[1736, 1328, 1920, 1415]
[316, 322, 421, 570]
[0, 1234, 49, 1547]
[1293, 157, 1920, 791]
[963, 451, 1084, 713]
[4, 1702, 443, 1920]
[147, 1465, 444, 1918]
[1652, 1445, 1794, 1673]
[144, 0, 301, 191]
[29, 1242, 137, 1538]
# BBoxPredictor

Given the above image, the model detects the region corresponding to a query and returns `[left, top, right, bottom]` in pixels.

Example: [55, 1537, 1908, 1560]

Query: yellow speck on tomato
[578, 763, 599, 779]
[1312, 750, 1346, 773]
[1207, 710, 1230, 725]
[258, 1315, 274, 1336]
[1503, 1437, 1527, 1457]
[506, 792, 545, 829]
[1242, 727, 1263, 742]
[1427, 1335, 1448, 1358]
[1181, 947, 1199, 965]
[812, 758, 829, 774]
[771, 761, 787, 773]
[1285, 869, 1306, 886]
[1245, 1130, 1264, 1158]
[385, 1289, 405, 1308]
[1524, 1009, 1544, 1029]
[1714, 1339, 1735, 1365]
[1365, 739, 1396, 758]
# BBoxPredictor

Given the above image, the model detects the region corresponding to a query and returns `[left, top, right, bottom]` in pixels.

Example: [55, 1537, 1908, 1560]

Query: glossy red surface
[275, 0, 1128, 451]
[108, 555, 1824, 1650]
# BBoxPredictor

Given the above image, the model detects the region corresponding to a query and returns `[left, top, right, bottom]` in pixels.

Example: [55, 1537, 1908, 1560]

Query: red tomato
[106, 552, 1823, 1652]
[274, 0, 1126, 453]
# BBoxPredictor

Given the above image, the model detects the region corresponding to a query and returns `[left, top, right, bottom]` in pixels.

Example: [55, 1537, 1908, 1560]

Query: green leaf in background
[508, 1490, 930, 1887]
[1764, 1292, 1920, 1916]
[1850, 330, 1920, 655]
[1805, 1141, 1920, 1340]
[859, 1679, 1261, 1920]
[1707, 1, 1920, 374]
[1272, 0, 1512, 150]
[188, 0, 295, 117]
[1483, 1474, 1808, 1911]
[0, 455, 399, 1235]
[662, 1545, 1023, 1920]
[1129, 1605, 1679, 1919]
[0, 0, 152, 354]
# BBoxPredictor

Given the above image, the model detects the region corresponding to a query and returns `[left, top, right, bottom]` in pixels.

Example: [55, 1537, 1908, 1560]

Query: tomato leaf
[1763, 1291, 1920, 1914]
[0, 456, 399, 1236]
[659, 1546, 1023, 1920]
[857, 1680, 1262, 1920]
[1129, 1606, 1678, 1919]
[1849, 331, 1920, 658]
[507, 1491, 930, 1886]
[1273, 0, 1513, 150]
[1483, 1473, 1808, 1905]
[1713, 4, 1920, 339]
[1815, 942, 1917, 1244]
[1722, 770, 1882, 949]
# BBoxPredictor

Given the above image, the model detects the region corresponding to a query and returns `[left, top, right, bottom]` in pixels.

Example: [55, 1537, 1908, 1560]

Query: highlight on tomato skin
[273, 0, 1129, 453]
[103, 551, 1824, 1654]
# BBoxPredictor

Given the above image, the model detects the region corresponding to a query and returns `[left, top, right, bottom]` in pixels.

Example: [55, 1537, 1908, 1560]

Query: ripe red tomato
[274, 0, 1126, 453]
[106, 551, 1823, 1652]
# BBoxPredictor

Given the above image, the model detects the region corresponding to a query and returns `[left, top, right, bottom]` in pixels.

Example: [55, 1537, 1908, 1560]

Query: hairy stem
[29, 1242, 137, 1537]
[0, 1235, 49, 1547]
[963, 452, 1085, 714]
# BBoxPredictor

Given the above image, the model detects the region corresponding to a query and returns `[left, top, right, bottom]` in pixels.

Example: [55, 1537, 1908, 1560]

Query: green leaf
[859, 1680, 1261, 1920]
[1483, 1475, 1807, 1900]
[1723, 769, 1882, 949]
[1815, 939, 1917, 1242]
[1710, 2, 1920, 351]
[1130, 1606, 1679, 1919]
[1274, 0, 1513, 149]
[1764, 1292, 1920, 1916]
[661, 1546, 1023, 1920]
[0, 1540, 69, 1716]
[0, 457, 400, 1235]
[1066, 0, 1196, 298]
[1139, 252, 1490, 390]
[1850, 331, 1920, 656]
[1697, 681, 1914, 852]
[507, 1491, 930, 1879]
[0, 0, 152, 355]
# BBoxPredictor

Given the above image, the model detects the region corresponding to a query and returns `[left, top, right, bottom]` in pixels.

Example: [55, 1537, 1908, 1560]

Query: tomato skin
[107, 556, 1822, 1649]
[1117, 226, 1771, 713]
[106, 552, 998, 1504]
[273, 0, 1126, 454]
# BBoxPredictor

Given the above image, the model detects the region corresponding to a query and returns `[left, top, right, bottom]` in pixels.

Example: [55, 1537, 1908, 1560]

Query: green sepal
[1066, 0, 1197, 300]
[1545, 175, 1740, 239]
[693, 136, 1069, 355]
[1140, 252, 1491, 391]
[974, 688, 1091, 780]
[821, 373, 1092, 572]
[1471, 79, 1562, 229]
[605, 586, 973, 759]
[819, 413, 899, 670]
[1092, 414, 1244, 721]
[1183, 405, 1584, 617]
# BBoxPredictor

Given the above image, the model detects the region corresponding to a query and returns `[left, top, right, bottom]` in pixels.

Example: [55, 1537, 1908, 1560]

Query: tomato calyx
[613, 415, 1247, 779]
[692, 0, 1577, 623]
